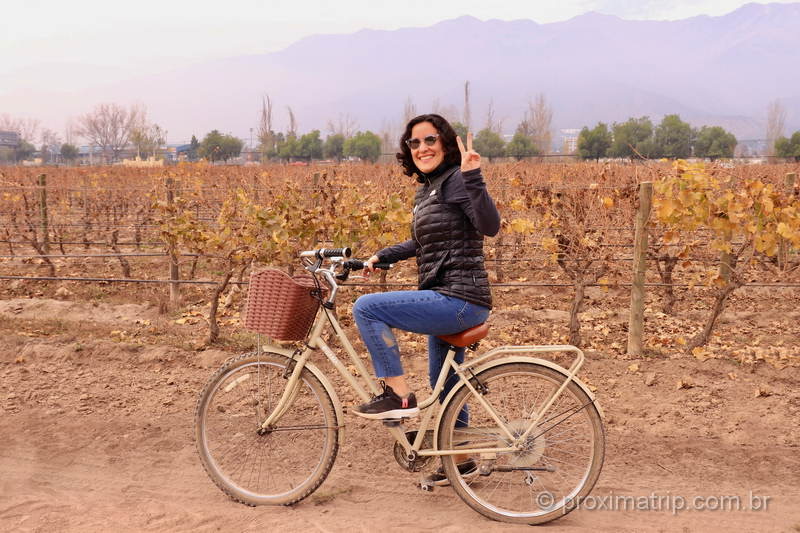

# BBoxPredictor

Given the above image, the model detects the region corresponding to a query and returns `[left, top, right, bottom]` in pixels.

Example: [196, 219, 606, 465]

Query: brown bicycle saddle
[436, 323, 490, 347]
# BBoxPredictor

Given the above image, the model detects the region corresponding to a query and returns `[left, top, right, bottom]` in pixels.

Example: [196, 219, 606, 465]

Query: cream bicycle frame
[257, 263, 596, 461]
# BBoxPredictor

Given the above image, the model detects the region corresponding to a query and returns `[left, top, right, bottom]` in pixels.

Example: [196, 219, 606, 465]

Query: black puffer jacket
[377, 164, 500, 309]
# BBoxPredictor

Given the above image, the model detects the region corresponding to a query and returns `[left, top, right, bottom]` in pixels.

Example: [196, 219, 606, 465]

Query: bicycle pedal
[381, 418, 405, 427]
[418, 479, 435, 492]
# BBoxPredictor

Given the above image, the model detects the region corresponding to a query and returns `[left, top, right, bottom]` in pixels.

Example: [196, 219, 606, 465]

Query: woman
[352, 113, 500, 424]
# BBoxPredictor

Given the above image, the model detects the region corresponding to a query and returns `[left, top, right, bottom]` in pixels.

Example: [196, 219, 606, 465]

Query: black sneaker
[429, 459, 478, 487]
[352, 381, 419, 420]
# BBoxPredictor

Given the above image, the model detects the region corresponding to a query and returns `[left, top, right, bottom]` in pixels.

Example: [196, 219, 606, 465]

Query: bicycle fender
[433, 356, 603, 447]
[259, 344, 346, 446]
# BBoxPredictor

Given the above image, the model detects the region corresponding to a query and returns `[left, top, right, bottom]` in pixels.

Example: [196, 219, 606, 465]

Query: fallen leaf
[754, 385, 772, 398]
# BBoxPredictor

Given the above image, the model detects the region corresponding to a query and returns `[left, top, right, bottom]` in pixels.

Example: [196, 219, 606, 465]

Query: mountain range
[2, 2, 799, 143]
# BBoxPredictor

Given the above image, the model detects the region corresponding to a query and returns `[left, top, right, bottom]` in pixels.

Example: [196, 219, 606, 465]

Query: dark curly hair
[396, 114, 461, 181]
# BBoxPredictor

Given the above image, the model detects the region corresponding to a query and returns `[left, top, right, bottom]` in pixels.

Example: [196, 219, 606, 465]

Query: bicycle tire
[195, 351, 339, 506]
[437, 362, 604, 525]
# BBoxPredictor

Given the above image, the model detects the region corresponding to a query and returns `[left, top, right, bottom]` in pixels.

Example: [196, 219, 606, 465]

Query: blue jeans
[352, 290, 489, 427]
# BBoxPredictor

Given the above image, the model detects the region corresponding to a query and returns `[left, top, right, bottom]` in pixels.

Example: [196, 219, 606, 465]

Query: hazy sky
[2, 0, 796, 76]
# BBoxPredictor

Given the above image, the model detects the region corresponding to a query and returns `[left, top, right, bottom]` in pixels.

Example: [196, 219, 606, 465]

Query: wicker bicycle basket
[244, 268, 325, 341]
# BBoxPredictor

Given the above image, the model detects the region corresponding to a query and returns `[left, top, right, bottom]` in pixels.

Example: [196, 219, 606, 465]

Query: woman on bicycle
[352, 113, 500, 423]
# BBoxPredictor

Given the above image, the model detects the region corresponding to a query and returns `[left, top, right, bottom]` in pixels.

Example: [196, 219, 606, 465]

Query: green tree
[199, 130, 243, 162]
[653, 114, 694, 159]
[609, 117, 654, 159]
[344, 131, 382, 163]
[504, 131, 539, 160]
[60, 143, 79, 162]
[266, 132, 285, 159]
[775, 132, 800, 161]
[297, 130, 323, 160]
[451, 121, 468, 140]
[694, 126, 737, 160]
[277, 134, 299, 161]
[473, 128, 505, 160]
[577, 123, 612, 161]
[189, 135, 200, 160]
[324, 133, 345, 160]
[16, 140, 36, 161]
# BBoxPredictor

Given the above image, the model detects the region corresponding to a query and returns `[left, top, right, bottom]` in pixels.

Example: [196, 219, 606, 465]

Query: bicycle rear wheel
[195, 351, 339, 506]
[437, 362, 604, 525]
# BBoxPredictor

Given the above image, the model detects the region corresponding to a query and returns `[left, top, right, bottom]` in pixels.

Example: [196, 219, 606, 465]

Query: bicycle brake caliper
[282, 348, 302, 379]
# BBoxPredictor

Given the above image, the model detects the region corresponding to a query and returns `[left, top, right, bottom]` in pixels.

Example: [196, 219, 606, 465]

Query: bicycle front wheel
[438, 362, 604, 525]
[195, 351, 339, 506]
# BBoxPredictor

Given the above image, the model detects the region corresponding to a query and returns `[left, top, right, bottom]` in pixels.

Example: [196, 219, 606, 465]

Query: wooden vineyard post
[37, 174, 50, 254]
[82, 175, 91, 249]
[166, 177, 181, 307]
[627, 182, 653, 356]
[779, 172, 797, 270]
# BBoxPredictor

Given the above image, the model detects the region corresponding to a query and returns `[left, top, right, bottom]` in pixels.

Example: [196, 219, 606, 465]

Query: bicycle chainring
[393, 430, 435, 472]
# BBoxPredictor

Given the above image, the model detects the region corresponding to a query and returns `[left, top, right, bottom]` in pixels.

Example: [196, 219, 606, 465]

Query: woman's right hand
[364, 255, 381, 275]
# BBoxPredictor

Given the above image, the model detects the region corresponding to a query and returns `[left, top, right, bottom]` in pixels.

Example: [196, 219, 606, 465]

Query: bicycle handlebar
[299, 247, 352, 259]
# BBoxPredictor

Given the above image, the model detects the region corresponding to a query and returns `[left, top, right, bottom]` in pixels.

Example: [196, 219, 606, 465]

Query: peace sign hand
[457, 132, 481, 173]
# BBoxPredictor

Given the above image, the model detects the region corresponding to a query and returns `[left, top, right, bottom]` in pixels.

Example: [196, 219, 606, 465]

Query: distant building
[560, 129, 581, 154]
[0, 130, 20, 148]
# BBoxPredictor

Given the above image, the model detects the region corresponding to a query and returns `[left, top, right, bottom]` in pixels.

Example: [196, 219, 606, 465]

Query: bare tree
[255, 95, 275, 160]
[287, 106, 297, 138]
[528, 93, 553, 154]
[39, 128, 61, 164]
[63, 118, 78, 146]
[379, 119, 398, 155]
[77, 103, 143, 163]
[484, 99, 504, 134]
[431, 99, 458, 122]
[128, 109, 165, 159]
[130, 124, 165, 159]
[326, 112, 358, 137]
[402, 97, 417, 125]
[463, 81, 471, 132]
[0, 114, 40, 142]
[766, 99, 787, 157]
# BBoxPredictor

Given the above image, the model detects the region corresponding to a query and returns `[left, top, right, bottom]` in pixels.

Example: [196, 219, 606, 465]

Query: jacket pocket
[419, 250, 450, 290]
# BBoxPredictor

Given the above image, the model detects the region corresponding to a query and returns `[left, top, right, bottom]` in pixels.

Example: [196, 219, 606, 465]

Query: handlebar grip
[318, 247, 352, 258]
[343, 260, 391, 271]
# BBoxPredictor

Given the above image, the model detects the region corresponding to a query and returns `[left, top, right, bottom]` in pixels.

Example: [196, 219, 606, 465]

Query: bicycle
[195, 247, 605, 525]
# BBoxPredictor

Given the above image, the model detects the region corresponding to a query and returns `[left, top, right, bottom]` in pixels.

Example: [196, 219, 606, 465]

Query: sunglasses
[405, 134, 440, 150]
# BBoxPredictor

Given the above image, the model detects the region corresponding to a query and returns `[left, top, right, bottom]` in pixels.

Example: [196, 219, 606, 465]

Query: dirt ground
[1, 289, 799, 533]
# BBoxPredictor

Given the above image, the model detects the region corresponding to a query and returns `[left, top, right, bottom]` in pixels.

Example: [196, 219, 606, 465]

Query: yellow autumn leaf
[600, 196, 614, 208]
[662, 230, 680, 245]
[776, 222, 793, 239]
[657, 198, 677, 219]
[541, 237, 559, 252]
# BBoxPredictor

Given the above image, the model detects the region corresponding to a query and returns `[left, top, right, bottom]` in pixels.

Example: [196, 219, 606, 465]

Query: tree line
[576, 115, 742, 160]
[3, 93, 798, 164]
